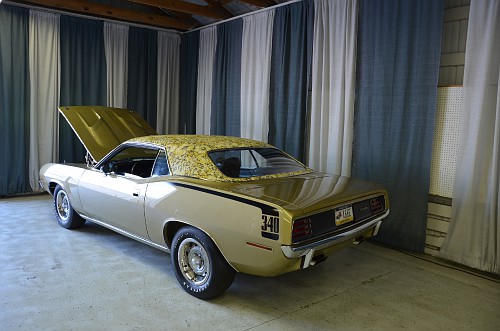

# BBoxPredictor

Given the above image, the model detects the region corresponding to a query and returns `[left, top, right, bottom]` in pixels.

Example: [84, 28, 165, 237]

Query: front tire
[53, 185, 85, 229]
[171, 226, 235, 299]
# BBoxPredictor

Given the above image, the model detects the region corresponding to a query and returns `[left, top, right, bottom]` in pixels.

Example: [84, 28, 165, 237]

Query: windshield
[208, 148, 307, 179]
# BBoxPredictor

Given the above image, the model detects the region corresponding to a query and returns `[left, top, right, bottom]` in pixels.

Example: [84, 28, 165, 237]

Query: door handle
[132, 189, 140, 197]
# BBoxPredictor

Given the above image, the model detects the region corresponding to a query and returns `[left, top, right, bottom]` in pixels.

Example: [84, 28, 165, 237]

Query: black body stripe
[171, 182, 279, 216]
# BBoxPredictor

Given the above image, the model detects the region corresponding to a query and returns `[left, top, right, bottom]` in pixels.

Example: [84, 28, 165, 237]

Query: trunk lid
[226, 172, 387, 215]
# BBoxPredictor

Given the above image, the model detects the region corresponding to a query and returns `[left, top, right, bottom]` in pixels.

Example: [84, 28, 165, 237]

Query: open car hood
[58, 106, 157, 163]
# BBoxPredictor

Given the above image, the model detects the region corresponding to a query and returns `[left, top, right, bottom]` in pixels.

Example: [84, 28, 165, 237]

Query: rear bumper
[281, 209, 390, 267]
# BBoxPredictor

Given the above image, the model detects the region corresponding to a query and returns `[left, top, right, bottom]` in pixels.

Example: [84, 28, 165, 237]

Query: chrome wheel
[177, 238, 211, 286]
[53, 185, 85, 229]
[171, 227, 235, 299]
[56, 189, 70, 222]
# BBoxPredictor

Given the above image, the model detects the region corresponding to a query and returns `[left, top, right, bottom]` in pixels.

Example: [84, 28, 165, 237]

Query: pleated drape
[157, 31, 180, 134]
[440, 0, 500, 274]
[211, 19, 243, 137]
[268, 0, 313, 162]
[353, 0, 443, 252]
[59, 16, 107, 163]
[28, 11, 60, 191]
[0, 5, 30, 196]
[309, 0, 357, 175]
[240, 11, 275, 142]
[127, 27, 158, 130]
[104, 22, 129, 108]
[179, 31, 200, 134]
[196, 27, 217, 135]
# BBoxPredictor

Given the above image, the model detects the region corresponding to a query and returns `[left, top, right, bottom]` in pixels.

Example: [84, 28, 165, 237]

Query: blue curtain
[128, 26, 158, 130]
[353, 0, 443, 252]
[0, 5, 30, 196]
[59, 16, 107, 163]
[211, 19, 243, 137]
[268, 0, 313, 162]
[179, 31, 200, 134]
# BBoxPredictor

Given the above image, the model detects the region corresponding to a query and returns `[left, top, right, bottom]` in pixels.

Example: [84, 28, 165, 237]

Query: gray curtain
[268, 0, 313, 162]
[59, 16, 107, 163]
[179, 31, 200, 134]
[128, 26, 158, 130]
[439, 0, 500, 274]
[353, 0, 443, 252]
[0, 5, 30, 196]
[211, 19, 243, 137]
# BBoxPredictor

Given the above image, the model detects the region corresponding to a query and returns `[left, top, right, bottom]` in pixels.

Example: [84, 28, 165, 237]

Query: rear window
[208, 148, 307, 178]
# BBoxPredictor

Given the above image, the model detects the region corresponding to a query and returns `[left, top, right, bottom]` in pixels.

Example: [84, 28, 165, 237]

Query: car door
[78, 145, 159, 239]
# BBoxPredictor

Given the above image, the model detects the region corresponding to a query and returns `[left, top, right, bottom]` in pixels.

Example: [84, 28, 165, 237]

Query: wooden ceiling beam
[239, 0, 275, 8]
[18, 0, 193, 30]
[166, 9, 201, 29]
[154, 5, 201, 29]
[128, 0, 231, 19]
[203, 0, 234, 18]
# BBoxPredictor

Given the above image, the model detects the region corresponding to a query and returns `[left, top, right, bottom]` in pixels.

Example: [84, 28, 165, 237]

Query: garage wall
[438, 0, 469, 86]
[426, 0, 470, 256]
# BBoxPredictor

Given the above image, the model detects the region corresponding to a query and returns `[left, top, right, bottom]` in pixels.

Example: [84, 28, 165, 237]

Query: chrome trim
[80, 215, 170, 253]
[281, 209, 390, 260]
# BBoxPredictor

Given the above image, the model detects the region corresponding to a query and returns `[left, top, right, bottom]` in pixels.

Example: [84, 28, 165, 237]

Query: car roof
[127, 135, 310, 182]
[129, 134, 271, 150]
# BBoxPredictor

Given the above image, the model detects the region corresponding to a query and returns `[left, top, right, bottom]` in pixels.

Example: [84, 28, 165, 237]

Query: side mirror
[100, 163, 113, 175]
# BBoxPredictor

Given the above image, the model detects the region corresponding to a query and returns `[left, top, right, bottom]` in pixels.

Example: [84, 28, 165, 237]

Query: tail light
[292, 218, 312, 243]
[370, 196, 385, 214]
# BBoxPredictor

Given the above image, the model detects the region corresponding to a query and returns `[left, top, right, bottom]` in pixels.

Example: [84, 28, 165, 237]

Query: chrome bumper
[281, 209, 390, 267]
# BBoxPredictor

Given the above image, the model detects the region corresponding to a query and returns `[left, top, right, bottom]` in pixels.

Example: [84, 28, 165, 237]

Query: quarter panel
[144, 181, 295, 276]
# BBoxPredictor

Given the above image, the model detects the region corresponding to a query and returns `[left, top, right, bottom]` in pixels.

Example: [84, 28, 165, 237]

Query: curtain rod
[2, 0, 306, 35]
[185, 0, 304, 34]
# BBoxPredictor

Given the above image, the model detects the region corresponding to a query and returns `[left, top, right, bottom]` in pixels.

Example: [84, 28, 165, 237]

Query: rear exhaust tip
[352, 236, 365, 245]
[309, 254, 327, 266]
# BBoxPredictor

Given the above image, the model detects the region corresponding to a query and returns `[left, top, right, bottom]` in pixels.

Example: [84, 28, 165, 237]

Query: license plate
[335, 205, 354, 226]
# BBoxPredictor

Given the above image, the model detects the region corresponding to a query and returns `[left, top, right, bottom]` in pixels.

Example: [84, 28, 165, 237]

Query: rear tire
[53, 185, 85, 229]
[171, 226, 235, 299]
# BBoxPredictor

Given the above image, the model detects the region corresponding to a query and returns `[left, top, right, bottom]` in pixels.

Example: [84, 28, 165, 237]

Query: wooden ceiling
[8, 0, 286, 31]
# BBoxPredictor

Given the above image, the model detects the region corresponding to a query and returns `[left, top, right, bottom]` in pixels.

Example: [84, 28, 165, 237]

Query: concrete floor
[1, 194, 499, 331]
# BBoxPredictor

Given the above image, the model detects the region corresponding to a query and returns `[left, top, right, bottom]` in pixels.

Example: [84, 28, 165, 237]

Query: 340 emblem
[261, 214, 279, 240]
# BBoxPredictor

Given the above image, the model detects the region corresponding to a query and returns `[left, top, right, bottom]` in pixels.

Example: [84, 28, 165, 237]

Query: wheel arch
[163, 220, 185, 249]
[48, 180, 64, 195]
[163, 220, 237, 272]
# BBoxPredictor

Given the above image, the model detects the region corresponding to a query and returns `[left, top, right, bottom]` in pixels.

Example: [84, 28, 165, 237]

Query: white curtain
[104, 22, 128, 108]
[240, 11, 275, 142]
[28, 11, 60, 192]
[440, 0, 500, 274]
[308, 0, 357, 175]
[196, 26, 217, 135]
[157, 31, 180, 134]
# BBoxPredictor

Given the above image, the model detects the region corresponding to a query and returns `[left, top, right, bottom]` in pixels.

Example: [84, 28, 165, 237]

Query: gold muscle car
[39, 106, 390, 299]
